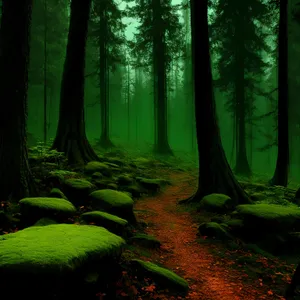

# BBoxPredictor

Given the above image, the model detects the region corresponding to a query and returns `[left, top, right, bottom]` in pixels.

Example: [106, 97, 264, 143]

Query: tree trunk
[43, 0, 48, 145]
[98, 8, 114, 149]
[51, 0, 99, 165]
[0, 0, 36, 200]
[152, 0, 173, 155]
[181, 0, 250, 205]
[270, 0, 289, 187]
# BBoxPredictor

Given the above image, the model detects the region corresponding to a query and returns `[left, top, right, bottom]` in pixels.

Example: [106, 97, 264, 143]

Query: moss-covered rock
[136, 177, 170, 193]
[124, 185, 146, 198]
[198, 222, 232, 240]
[129, 233, 161, 249]
[223, 219, 245, 236]
[63, 178, 95, 206]
[0, 224, 125, 298]
[90, 189, 136, 224]
[49, 188, 68, 200]
[235, 204, 300, 232]
[130, 259, 189, 294]
[117, 175, 133, 186]
[33, 217, 58, 226]
[19, 197, 76, 225]
[199, 193, 235, 213]
[81, 211, 128, 236]
[84, 161, 111, 176]
[91, 172, 104, 180]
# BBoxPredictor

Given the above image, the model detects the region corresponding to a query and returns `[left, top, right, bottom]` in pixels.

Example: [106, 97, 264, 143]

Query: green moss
[90, 189, 133, 208]
[19, 197, 76, 214]
[81, 211, 128, 226]
[131, 259, 189, 294]
[33, 218, 58, 226]
[0, 224, 125, 275]
[129, 234, 161, 248]
[84, 161, 110, 175]
[64, 178, 94, 190]
[200, 193, 234, 212]
[236, 204, 300, 220]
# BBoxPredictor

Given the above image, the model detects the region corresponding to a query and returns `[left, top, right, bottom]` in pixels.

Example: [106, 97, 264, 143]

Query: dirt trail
[134, 172, 282, 300]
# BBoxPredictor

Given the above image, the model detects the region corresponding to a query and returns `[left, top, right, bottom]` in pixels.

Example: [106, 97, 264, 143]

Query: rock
[124, 185, 145, 198]
[107, 183, 118, 190]
[49, 188, 68, 200]
[63, 178, 95, 206]
[130, 259, 189, 295]
[91, 172, 103, 180]
[0, 224, 125, 299]
[223, 219, 245, 236]
[129, 233, 161, 249]
[136, 177, 170, 193]
[198, 222, 232, 240]
[104, 157, 125, 167]
[90, 189, 136, 224]
[84, 161, 111, 177]
[81, 211, 128, 236]
[33, 217, 58, 226]
[235, 204, 300, 233]
[19, 197, 76, 225]
[199, 193, 235, 213]
[117, 175, 133, 186]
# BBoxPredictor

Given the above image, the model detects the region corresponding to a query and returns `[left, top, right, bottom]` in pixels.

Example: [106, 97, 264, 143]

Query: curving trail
[134, 172, 283, 300]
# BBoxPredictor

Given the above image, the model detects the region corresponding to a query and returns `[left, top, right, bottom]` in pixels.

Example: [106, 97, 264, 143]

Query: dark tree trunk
[270, 0, 289, 187]
[43, 0, 48, 144]
[51, 0, 99, 165]
[99, 8, 114, 149]
[152, 0, 173, 156]
[0, 0, 36, 200]
[234, 50, 251, 176]
[181, 0, 250, 205]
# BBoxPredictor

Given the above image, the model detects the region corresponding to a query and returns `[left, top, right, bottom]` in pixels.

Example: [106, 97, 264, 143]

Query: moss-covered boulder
[198, 222, 233, 240]
[63, 178, 95, 206]
[235, 204, 300, 233]
[84, 161, 111, 176]
[223, 219, 245, 236]
[0, 224, 125, 299]
[124, 185, 146, 198]
[91, 172, 104, 180]
[136, 177, 170, 193]
[129, 233, 161, 249]
[90, 189, 136, 224]
[117, 174, 134, 186]
[33, 217, 58, 226]
[19, 197, 76, 225]
[49, 188, 68, 200]
[81, 211, 128, 236]
[199, 193, 235, 213]
[45, 170, 79, 188]
[130, 259, 189, 295]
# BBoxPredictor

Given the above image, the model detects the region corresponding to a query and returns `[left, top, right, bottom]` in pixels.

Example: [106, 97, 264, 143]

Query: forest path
[134, 171, 284, 300]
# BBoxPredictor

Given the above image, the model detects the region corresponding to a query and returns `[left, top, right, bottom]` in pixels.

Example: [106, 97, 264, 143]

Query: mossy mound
[129, 233, 161, 249]
[130, 259, 189, 294]
[49, 188, 68, 200]
[136, 177, 171, 193]
[33, 217, 58, 226]
[84, 161, 111, 176]
[199, 193, 235, 213]
[63, 178, 95, 206]
[0, 224, 125, 299]
[0, 224, 125, 275]
[19, 197, 76, 225]
[81, 211, 128, 236]
[90, 189, 136, 224]
[198, 222, 232, 240]
[235, 204, 300, 232]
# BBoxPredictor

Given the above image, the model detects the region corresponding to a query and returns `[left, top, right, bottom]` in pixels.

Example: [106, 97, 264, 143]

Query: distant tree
[181, 0, 250, 204]
[270, 0, 289, 186]
[88, 0, 126, 148]
[130, 0, 185, 155]
[211, 0, 271, 176]
[0, 0, 36, 200]
[51, 0, 99, 164]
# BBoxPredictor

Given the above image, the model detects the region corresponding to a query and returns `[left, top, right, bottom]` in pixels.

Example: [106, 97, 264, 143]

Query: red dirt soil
[134, 172, 286, 300]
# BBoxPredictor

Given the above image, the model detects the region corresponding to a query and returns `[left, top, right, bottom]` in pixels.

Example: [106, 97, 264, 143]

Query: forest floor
[132, 170, 294, 300]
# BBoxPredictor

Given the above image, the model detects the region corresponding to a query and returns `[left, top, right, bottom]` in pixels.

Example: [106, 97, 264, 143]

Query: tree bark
[51, 0, 99, 165]
[270, 0, 289, 187]
[181, 0, 250, 205]
[0, 0, 36, 200]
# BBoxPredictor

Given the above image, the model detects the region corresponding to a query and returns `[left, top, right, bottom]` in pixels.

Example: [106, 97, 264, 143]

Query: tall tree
[181, 0, 250, 204]
[211, 0, 270, 176]
[270, 0, 289, 186]
[130, 0, 184, 155]
[0, 0, 35, 200]
[89, 0, 125, 148]
[51, 0, 99, 165]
